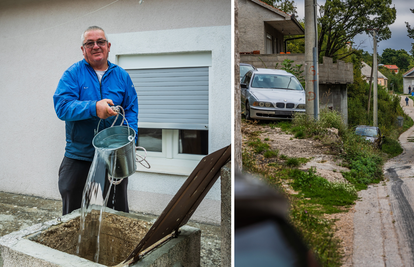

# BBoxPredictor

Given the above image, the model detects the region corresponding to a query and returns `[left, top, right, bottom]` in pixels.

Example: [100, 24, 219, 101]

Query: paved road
[353, 96, 414, 267]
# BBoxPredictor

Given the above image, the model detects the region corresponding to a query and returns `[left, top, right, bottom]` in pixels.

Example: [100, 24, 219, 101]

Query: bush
[381, 137, 403, 158]
[286, 157, 301, 167]
[264, 149, 279, 158]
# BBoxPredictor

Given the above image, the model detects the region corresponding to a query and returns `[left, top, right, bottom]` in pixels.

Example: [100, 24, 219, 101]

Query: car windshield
[355, 127, 378, 137]
[251, 74, 303, 90]
[240, 65, 253, 78]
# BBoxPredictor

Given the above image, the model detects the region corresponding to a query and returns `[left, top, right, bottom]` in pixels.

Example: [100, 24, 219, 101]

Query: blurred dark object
[235, 171, 320, 267]
[354, 125, 384, 149]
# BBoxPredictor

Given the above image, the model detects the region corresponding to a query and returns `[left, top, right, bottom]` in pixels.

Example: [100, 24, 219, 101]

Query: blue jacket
[54, 59, 138, 161]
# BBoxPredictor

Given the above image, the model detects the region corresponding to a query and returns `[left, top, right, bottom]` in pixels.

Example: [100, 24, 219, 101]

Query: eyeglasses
[83, 39, 107, 49]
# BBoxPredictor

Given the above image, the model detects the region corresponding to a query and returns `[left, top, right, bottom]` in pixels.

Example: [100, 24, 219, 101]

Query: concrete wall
[240, 55, 353, 85]
[239, 0, 284, 53]
[241, 53, 305, 69]
[0, 0, 231, 225]
[319, 84, 348, 124]
[319, 57, 354, 85]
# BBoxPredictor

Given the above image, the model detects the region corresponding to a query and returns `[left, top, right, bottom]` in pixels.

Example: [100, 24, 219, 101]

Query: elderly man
[53, 26, 138, 215]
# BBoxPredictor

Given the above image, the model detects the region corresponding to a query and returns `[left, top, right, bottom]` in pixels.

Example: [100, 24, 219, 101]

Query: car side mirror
[241, 83, 247, 89]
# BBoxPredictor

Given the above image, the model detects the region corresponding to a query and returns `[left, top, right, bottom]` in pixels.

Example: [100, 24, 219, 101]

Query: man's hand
[96, 99, 118, 119]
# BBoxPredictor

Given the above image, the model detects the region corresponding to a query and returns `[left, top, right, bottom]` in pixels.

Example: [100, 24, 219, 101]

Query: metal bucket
[92, 126, 136, 179]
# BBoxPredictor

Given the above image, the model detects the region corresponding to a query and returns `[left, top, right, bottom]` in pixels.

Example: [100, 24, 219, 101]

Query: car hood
[364, 136, 376, 143]
[250, 89, 305, 103]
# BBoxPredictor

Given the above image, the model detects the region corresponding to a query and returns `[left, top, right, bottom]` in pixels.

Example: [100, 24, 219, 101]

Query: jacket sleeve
[53, 69, 97, 121]
[121, 73, 139, 137]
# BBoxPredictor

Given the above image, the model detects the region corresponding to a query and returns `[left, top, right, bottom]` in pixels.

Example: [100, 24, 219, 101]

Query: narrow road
[353, 96, 414, 267]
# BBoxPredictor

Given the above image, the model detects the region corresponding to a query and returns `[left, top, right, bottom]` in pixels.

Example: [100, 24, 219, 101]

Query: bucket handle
[136, 146, 151, 169]
[94, 105, 129, 136]
[95, 105, 151, 171]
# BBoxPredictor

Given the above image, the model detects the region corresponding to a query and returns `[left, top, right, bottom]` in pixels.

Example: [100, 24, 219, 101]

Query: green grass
[381, 137, 403, 157]
[247, 138, 270, 153]
[264, 149, 279, 158]
[290, 204, 343, 265]
[286, 157, 301, 167]
[290, 168, 358, 213]
[276, 121, 292, 132]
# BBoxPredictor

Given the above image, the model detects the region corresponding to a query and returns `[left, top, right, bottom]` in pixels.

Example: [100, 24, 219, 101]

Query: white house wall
[0, 0, 231, 224]
[403, 77, 414, 94]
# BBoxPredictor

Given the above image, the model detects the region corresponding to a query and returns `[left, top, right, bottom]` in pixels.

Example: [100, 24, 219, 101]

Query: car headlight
[253, 101, 273, 108]
[296, 104, 306, 109]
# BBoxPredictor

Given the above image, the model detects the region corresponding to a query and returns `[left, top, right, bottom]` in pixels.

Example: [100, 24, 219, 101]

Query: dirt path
[352, 96, 414, 267]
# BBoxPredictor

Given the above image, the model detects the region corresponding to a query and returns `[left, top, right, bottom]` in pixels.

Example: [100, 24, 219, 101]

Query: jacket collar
[82, 59, 115, 70]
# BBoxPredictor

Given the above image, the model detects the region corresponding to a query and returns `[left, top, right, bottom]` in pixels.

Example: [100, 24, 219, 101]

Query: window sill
[136, 156, 202, 176]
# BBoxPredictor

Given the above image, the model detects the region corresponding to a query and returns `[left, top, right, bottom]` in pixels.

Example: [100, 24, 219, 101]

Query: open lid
[122, 144, 231, 265]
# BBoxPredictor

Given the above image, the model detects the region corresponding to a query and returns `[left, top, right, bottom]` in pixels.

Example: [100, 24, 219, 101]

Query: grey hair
[81, 26, 108, 45]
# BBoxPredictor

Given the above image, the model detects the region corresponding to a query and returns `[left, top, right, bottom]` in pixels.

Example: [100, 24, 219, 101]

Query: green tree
[361, 51, 373, 67]
[318, 0, 396, 60]
[286, 21, 305, 53]
[261, 0, 297, 15]
[379, 66, 403, 93]
[381, 48, 413, 71]
[405, 8, 414, 56]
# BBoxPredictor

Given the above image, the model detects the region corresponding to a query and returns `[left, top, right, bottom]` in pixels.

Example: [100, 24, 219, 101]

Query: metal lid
[123, 144, 231, 265]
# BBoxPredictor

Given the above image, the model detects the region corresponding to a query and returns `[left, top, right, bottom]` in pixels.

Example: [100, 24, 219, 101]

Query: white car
[241, 68, 306, 120]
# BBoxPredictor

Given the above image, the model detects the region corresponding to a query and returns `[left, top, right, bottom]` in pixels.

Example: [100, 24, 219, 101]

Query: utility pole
[305, 0, 319, 120]
[372, 29, 378, 127]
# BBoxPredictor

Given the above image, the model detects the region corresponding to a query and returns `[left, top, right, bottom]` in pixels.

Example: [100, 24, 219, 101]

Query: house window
[119, 52, 211, 175]
[179, 130, 208, 155]
[273, 38, 278, 54]
[266, 34, 273, 54]
[137, 128, 162, 152]
[137, 128, 208, 156]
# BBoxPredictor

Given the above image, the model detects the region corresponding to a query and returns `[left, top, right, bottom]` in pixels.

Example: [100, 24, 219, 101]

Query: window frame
[117, 52, 212, 176]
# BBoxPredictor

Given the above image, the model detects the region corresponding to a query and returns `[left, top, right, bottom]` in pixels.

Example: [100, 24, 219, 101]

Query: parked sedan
[241, 68, 306, 120]
[355, 125, 384, 149]
[240, 63, 255, 82]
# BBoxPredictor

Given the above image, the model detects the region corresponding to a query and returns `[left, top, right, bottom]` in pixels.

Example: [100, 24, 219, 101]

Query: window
[120, 52, 212, 175]
[137, 128, 162, 152]
[179, 130, 208, 155]
[137, 128, 208, 156]
[274, 38, 278, 54]
[266, 34, 273, 54]
[242, 71, 252, 85]
[136, 128, 208, 175]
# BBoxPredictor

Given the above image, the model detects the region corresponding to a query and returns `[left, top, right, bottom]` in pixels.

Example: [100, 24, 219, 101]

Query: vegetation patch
[241, 104, 408, 266]
[290, 168, 358, 213]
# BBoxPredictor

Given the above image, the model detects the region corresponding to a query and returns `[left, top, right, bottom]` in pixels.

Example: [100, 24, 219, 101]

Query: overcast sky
[294, 0, 413, 55]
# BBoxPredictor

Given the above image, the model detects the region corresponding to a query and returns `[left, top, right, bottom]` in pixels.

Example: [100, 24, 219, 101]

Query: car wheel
[245, 102, 251, 120]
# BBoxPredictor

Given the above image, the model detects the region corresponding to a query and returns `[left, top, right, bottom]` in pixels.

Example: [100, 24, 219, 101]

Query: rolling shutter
[127, 67, 209, 130]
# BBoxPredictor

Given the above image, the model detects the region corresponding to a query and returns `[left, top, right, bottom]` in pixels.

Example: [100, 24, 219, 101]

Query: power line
[1, 0, 136, 40]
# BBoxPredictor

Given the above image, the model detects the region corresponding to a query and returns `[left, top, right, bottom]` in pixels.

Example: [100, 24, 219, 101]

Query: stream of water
[76, 148, 121, 264]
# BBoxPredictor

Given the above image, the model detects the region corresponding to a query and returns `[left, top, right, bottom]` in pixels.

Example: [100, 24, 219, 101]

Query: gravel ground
[0, 191, 221, 266]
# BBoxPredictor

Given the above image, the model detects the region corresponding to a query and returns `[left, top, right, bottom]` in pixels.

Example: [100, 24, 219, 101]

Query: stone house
[239, 0, 353, 124]
[239, 0, 304, 54]
[361, 62, 388, 88]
